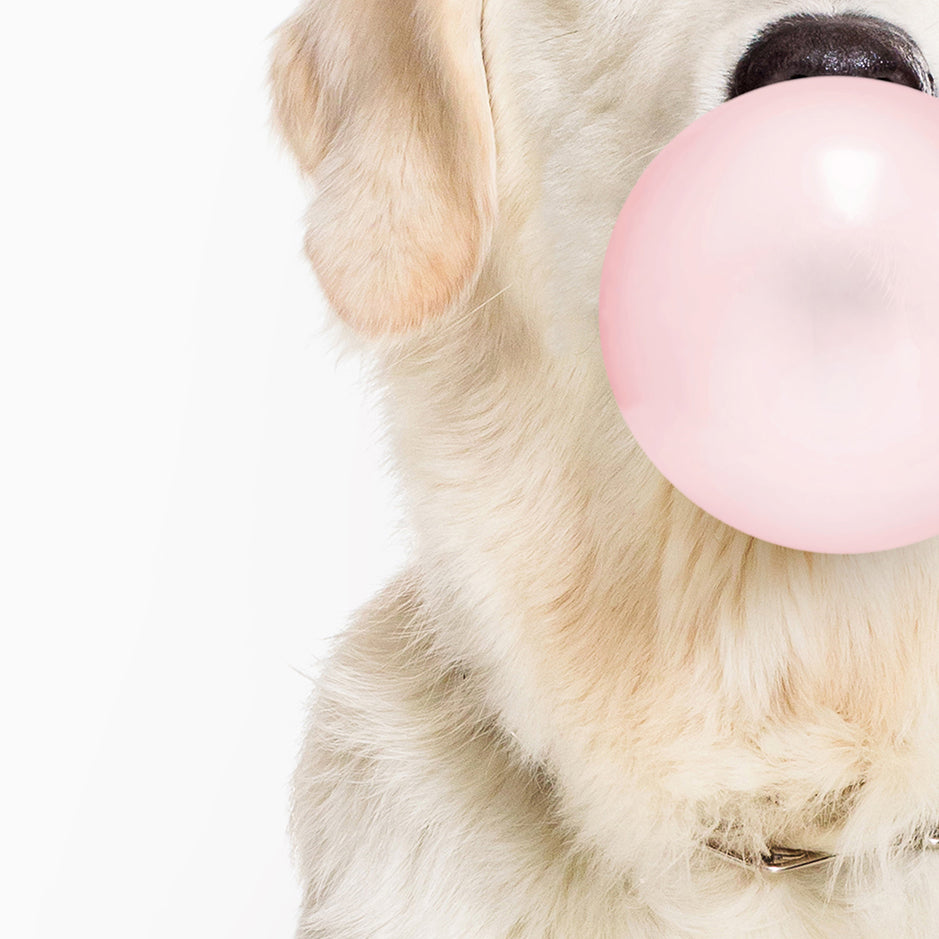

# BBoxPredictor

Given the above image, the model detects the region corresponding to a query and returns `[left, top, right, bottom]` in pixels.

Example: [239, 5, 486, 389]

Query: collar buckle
[706, 839, 834, 874]
[708, 827, 939, 874]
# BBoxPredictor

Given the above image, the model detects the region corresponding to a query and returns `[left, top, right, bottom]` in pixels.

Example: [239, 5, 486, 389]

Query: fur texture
[270, 1, 939, 934]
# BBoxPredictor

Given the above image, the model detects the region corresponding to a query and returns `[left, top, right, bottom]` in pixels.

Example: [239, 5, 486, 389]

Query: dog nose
[726, 13, 935, 99]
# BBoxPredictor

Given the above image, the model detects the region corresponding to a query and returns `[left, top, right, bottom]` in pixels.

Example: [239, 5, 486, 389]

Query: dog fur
[270, 1, 939, 934]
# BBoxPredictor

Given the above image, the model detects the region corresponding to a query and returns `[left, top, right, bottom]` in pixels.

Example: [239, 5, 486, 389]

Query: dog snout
[726, 13, 935, 100]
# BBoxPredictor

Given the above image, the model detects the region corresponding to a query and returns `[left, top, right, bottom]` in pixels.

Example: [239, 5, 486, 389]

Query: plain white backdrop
[2, 2, 406, 936]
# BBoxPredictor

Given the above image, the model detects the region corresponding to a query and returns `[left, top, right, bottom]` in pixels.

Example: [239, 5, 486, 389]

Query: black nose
[726, 13, 935, 100]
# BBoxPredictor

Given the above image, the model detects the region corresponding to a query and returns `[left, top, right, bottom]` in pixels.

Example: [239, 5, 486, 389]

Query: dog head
[270, 0, 937, 335]
[271, 0, 939, 885]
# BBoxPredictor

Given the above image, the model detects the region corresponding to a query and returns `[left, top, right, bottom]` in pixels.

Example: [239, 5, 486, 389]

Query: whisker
[620, 141, 667, 172]
[538, 29, 580, 44]
[464, 282, 514, 318]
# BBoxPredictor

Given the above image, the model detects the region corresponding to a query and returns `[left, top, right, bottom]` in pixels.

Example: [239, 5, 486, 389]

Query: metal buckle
[708, 827, 939, 873]
[706, 839, 835, 874]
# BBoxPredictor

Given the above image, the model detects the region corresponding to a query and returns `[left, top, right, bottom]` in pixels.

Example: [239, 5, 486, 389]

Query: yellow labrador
[270, 2, 939, 934]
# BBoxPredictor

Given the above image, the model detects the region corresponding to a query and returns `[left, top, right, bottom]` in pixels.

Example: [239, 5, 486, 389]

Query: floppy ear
[270, 0, 498, 336]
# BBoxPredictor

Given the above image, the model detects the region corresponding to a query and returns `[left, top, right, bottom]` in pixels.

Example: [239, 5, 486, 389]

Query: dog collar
[707, 831, 939, 874]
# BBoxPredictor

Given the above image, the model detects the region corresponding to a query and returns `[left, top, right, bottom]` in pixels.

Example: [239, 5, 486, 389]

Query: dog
[269, 2, 939, 934]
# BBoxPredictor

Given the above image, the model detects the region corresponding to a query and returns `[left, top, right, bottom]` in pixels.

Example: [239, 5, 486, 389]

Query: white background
[2, 2, 406, 936]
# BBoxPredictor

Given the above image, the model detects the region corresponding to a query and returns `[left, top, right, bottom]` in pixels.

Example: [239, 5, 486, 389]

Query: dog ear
[270, 0, 497, 336]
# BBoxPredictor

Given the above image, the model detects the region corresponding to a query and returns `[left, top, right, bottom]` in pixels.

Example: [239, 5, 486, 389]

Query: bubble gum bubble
[599, 77, 939, 553]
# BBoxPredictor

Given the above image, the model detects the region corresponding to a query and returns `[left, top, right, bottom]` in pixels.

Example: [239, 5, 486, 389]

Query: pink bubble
[599, 76, 939, 554]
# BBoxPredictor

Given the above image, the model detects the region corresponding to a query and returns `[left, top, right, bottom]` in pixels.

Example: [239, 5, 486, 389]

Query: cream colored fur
[270, 1, 939, 934]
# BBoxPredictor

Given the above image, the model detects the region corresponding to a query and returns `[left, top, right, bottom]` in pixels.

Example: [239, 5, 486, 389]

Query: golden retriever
[269, 1, 939, 934]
